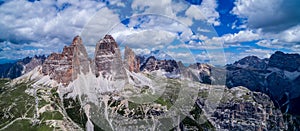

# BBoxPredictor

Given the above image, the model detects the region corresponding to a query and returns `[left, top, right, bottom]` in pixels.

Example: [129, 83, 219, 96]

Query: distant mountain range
[0, 35, 299, 130]
[1, 36, 300, 116]
[226, 51, 300, 116]
[0, 55, 46, 79]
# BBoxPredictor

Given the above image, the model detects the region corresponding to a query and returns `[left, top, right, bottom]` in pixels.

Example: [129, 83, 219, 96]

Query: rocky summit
[124, 46, 140, 73]
[269, 51, 300, 72]
[94, 34, 125, 78]
[231, 56, 268, 70]
[140, 56, 181, 78]
[42, 36, 90, 85]
[40, 35, 140, 85]
[188, 63, 226, 85]
[224, 51, 300, 115]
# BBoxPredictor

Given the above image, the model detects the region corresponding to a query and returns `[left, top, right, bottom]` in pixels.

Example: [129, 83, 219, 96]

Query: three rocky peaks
[38, 34, 300, 117]
[42, 35, 140, 85]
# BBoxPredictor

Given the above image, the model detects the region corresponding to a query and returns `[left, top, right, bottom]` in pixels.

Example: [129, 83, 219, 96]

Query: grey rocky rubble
[93, 82, 286, 130]
[202, 86, 285, 130]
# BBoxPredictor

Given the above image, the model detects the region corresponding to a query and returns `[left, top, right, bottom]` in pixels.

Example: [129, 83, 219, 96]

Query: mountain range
[0, 35, 299, 130]
[226, 52, 300, 116]
[0, 55, 46, 79]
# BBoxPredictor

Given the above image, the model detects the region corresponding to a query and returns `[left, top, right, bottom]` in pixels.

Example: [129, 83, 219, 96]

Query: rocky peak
[161, 60, 178, 73]
[24, 55, 46, 74]
[140, 56, 179, 73]
[96, 34, 118, 54]
[189, 63, 212, 76]
[124, 46, 140, 73]
[195, 63, 212, 83]
[195, 63, 212, 70]
[188, 63, 226, 85]
[72, 36, 90, 75]
[42, 36, 89, 86]
[268, 51, 300, 72]
[94, 35, 124, 78]
[224, 51, 300, 116]
[71, 35, 82, 46]
[140, 56, 157, 72]
[231, 56, 268, 70]
[103, 34, 115, 40]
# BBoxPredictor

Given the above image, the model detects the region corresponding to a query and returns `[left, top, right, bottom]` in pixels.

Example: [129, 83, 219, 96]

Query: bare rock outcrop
[124, 46, 140, 73]
[94, 35, 125, 80]
[42, 36, 89, 85]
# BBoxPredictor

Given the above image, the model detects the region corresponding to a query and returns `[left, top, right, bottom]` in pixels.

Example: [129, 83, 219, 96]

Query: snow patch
[22, 65, 26, 74]
[284, 70, 300, 80]
[236, 63, 249, 68]
[267, 67, 282, 72]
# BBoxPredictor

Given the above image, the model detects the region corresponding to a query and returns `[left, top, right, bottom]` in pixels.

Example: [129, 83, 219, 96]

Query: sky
[0, 0, 299, 65]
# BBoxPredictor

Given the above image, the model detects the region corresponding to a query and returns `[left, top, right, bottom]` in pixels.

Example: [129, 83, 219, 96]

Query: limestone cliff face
[94, 35, 126, 80]
[42, 36, 89, 85]
[124, 46, 140, 73]
[94, 35, 120, 77]
[72, 36, 90, 76]
[41, 34, 130, 85]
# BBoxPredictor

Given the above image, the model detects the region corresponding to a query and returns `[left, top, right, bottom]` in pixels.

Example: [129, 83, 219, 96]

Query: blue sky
[0, 0, 299, 65]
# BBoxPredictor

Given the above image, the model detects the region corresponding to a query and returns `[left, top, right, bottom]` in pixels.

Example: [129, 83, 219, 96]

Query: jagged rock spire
[42, 35, 89, 86]
[71, 35, 83, 45]
[124, 46, 140, 73]
[94, 34, 124, 78]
